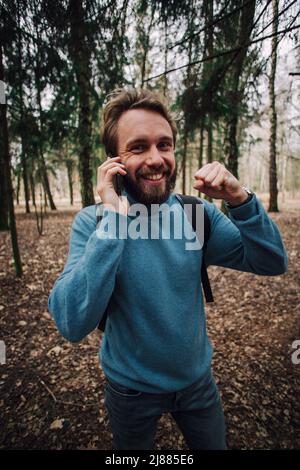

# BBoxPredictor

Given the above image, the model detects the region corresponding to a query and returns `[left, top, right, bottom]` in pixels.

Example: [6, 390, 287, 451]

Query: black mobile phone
[108, 154, 124, 196]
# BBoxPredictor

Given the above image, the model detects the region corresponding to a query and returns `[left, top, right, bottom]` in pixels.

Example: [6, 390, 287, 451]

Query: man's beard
[123, 163, 177, 206]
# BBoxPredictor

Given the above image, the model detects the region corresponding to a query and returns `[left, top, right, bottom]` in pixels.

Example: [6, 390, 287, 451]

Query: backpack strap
[175, 194, 214, 303]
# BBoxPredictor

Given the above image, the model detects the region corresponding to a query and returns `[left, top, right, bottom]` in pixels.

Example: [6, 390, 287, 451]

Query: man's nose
[145, 145, 164, 166]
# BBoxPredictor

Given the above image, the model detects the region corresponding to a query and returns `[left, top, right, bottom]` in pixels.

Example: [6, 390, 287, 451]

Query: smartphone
[108, 154, 124, 196]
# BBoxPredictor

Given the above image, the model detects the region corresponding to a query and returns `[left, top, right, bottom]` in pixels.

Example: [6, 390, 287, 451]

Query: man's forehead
[117, 108, 173, 139]
[126, 134, 173, 146]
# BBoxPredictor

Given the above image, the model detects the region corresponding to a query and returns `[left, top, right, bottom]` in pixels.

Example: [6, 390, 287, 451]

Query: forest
[0, 0, 300, 452]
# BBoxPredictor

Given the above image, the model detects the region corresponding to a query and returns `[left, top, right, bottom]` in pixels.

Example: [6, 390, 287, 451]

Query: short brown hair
[101, 88, 177, 157]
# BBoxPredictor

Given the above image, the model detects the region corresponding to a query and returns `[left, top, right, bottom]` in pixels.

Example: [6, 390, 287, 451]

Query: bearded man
[48, 88, 288, 450]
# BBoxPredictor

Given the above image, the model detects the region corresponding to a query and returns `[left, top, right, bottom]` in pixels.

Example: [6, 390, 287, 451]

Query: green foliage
[1, 0, 297, 203]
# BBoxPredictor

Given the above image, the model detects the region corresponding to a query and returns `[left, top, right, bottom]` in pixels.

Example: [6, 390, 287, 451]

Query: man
[48, 88, 288, 450]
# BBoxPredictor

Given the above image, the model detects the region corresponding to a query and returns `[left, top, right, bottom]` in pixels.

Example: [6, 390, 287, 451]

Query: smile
[141, 173, 165, 182]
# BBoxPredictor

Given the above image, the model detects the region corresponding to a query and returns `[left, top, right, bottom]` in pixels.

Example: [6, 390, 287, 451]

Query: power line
[144, 23, 300, 83]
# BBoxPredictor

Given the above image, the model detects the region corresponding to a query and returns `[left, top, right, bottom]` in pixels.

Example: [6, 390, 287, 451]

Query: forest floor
[0, 199, 299, 450]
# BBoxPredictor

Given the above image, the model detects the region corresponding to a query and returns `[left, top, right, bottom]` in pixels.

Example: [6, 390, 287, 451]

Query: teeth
[144, 173, 163, 181]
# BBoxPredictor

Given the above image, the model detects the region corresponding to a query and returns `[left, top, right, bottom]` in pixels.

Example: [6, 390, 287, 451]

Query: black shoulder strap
[174, 194, 211, 249]
[175, 194, 214, 303]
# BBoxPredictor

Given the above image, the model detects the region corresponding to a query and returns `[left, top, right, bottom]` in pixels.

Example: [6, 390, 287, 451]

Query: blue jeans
[104, 371, 227, 450]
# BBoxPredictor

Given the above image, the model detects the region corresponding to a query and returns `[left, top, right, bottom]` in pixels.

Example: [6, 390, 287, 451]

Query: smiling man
[48, 88, 288, 450]
[114, 107, 177, 205]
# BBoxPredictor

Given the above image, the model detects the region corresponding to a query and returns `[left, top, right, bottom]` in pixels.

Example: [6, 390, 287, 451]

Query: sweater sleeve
[203, 194, 288, 275]
[48, 206, 126, 342]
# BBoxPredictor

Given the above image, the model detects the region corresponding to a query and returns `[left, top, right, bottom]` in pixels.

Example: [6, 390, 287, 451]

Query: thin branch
[144, 23, 300, 83]
[168, 0, 253, 50]
[169, 0, 297, 50]
[38, 377, 57, 403]
[37, 376, 98, 408]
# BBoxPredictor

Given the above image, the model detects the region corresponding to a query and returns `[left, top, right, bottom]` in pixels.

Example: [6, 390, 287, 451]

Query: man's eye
[131, 145, 145, 153]
[159, 142, 171, 149]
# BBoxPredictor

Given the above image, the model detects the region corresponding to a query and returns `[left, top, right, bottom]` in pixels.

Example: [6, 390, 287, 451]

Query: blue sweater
[48, 191, 288, 394]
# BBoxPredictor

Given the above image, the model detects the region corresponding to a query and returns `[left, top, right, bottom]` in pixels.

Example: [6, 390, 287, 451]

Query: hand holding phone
[108, 154, 124, 196]
[96, 155, 128, 216]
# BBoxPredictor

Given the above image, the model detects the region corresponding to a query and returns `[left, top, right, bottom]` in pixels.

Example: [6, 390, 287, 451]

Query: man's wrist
[225, 187, 253, 208]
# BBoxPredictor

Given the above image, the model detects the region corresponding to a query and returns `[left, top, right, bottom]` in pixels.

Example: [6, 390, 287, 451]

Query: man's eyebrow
[126, 135, 173, 147]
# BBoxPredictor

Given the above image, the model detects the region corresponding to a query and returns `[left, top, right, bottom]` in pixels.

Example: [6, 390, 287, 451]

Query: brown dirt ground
[0, 202, 299, 450]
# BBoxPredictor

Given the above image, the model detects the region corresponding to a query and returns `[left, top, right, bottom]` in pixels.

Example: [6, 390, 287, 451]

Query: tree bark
[140, 5, 155, 88]
[181, 123, 188, 195]
[66, 159, 74, 205]
[204, 0, 214, 165]
[197, 117, 204, 197]
[181, 1, 196, 195]
[32, 2, 57, 211]
[38, 139, 56, 210]
[225, 0, 256, 178]
[0, 43, 22, 275]
[30, 173, 36, 207]
[163, 17, 168, 96]
[0, 128, 9, 229]
[69, 0, 95, 207]
[20, 136, 31, 213]
[268, 0, 279, 212]
[16, 1, 30, 213]
[16, 172, 20, 205]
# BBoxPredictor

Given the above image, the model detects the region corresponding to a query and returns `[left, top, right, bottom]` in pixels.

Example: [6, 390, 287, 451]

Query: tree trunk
[21, 150, 30, 212]
[181, 123, 188, 195]
[206, 113, 213, 164]
[16, 172, 20, 205]
[39, 147, 56, 209]
[30, 173, 36, 207]
[163, 17, 168, 96]
[42, 181, 48, 207]
[205, 0, 214, 166]
[140, 5, 155, 88]
[226, 115, 239, 177]
[198, 118, 204, 198]
[69, 0, 95, 207]
[199, 0, 214, 202]
[32, 0, 57, 211]
[16, 1, 30, 213]
[0, 43, 22, 275]
[34, 77, 57, 210]
[225, 0, 256, 178]
[182, 1, 196, 196]
[0, 131, 9, 229]
[66, 159, 74, 205]
[268, 0, 279, 212]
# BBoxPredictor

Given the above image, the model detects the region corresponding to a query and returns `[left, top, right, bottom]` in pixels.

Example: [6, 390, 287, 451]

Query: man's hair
[101, 88, 177, 157]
